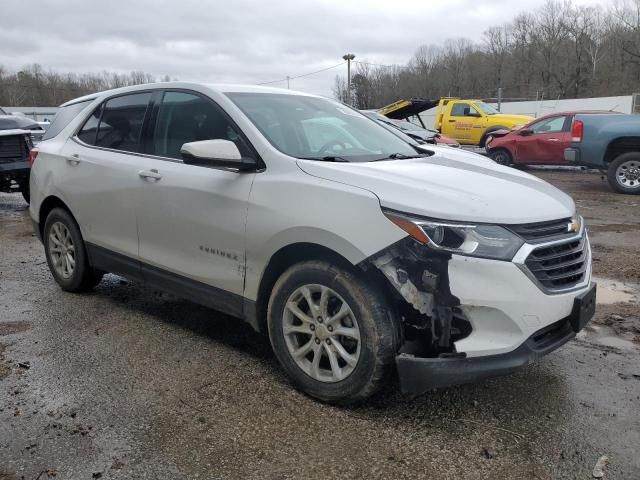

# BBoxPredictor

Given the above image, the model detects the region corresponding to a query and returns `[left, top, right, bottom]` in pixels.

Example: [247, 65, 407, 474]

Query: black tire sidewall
[490, 148, 512, 166]
[20, 179, 30, 204]
[267, 261, 398, 404]
[607, 153, 640, 194]
[43, 208, 94, 291]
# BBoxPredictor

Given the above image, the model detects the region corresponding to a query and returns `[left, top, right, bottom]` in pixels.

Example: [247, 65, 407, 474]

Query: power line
[256, 62, 346, 86]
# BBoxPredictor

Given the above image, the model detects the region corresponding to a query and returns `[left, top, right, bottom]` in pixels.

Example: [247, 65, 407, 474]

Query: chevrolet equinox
[29, 83, 596, 404]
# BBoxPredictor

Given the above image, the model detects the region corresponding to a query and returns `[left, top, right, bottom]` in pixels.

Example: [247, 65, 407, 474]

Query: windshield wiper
[298, 156, 349, 162]
[372, 153, 424, 162]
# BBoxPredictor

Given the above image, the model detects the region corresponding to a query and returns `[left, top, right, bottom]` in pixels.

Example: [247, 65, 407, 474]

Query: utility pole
[286, 76, 290, 89]
[497, 86, 503, 111]
[342, 53, 356, 105]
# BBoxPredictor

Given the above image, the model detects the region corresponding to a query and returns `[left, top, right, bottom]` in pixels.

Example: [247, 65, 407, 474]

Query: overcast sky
[0, 0, 611, 96]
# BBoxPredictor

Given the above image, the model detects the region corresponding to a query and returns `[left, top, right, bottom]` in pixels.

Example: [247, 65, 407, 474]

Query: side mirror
[180, 140, 256, 171]
[519, 128, 533, 136]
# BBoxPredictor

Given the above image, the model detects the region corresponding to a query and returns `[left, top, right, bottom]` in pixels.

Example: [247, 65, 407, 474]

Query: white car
[29, 82, 595, 404]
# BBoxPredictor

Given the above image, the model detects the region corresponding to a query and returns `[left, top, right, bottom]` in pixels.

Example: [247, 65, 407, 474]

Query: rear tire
[267, 261, 400, 404]
[43, 208, 103, 292]
[489, 148, 513, 166]
[607, 153, 640, 194]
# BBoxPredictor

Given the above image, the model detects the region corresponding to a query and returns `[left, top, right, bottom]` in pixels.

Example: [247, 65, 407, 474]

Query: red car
[485, 111, 615, 166]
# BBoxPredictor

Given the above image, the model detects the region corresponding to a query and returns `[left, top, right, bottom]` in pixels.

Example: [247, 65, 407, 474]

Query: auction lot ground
[1, 169, 639, 480]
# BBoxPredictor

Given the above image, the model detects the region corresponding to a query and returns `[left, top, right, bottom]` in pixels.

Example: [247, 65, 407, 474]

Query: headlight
[383, 209, 525, 261]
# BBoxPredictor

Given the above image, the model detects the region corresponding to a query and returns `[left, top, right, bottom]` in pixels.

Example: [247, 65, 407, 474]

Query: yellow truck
[434, 98, 533, 147]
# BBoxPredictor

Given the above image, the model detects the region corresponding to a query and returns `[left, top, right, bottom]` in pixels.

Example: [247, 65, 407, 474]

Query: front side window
[151, 91, 252, 160]
[450, 103, 473, 117]
[530, 116, 567, 134]
[226, 93, 417, 162]
[42, 99, 93, 141]
[94, 93, 151, 153]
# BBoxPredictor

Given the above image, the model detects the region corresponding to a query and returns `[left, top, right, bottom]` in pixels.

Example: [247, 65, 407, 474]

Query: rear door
[516, 115, 569, 164]
[61, 92, 153, 267]
[136, 90, 256, 315]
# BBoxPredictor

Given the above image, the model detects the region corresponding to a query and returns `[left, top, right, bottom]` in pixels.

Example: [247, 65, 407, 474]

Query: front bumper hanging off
[396, 283, 596, 393]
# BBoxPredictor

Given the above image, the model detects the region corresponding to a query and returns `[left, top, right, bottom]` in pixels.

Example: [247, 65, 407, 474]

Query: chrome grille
[509, 218, 573, 242]
[525, 235, 588, 290]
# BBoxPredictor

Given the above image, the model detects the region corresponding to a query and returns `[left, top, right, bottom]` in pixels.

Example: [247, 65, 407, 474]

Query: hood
[296, 150, 574, 224]
[491, 114, 532, 127]
[0, 115, 41, 131]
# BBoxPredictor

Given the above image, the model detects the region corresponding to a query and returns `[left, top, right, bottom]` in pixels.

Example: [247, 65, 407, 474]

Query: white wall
[1, 107, 59, 122]
[418, 95, 634, 129]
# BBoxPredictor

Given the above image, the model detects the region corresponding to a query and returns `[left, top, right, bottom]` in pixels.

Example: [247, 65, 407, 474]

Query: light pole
[342, 53, 356, 105]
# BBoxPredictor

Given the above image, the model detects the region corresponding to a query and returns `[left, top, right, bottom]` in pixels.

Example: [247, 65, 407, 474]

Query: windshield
[475, 102, 499, 115]
[226, 93, 417, 162]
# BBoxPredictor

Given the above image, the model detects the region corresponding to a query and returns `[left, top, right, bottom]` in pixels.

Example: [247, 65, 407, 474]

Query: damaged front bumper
[396, 283, 596, 393]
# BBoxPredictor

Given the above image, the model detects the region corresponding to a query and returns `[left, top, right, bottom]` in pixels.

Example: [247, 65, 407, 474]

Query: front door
[516, 115, 570, 164]
[442, 102, 482, 144]
[136, 90, 256, 313]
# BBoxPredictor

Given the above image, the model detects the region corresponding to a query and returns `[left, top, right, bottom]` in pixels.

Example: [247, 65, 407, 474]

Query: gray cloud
[0, 0, 609, 96]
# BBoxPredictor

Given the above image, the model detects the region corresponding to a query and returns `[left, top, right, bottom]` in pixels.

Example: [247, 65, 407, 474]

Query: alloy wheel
[282, 284, 361, 383]
[48, 221, 75, 279]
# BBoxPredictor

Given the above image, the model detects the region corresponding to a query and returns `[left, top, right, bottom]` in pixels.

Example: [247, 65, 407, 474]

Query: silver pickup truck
[564, 113, 640, 194]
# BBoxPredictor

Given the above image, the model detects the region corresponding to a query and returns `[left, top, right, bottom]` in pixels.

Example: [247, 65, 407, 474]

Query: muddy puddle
[593, 277, 640, 305]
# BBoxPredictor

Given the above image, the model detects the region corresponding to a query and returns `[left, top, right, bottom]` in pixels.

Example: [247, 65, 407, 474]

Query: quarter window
[94, 93, 151, 153]
[42, 100, 93, 141]
[151, 91, 252, 160]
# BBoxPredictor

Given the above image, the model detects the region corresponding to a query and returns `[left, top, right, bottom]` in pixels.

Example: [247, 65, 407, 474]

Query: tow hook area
[366, 238, 472, 358]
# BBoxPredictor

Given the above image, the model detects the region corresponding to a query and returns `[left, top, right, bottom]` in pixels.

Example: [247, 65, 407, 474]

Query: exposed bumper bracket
[396, 282, 596, 393]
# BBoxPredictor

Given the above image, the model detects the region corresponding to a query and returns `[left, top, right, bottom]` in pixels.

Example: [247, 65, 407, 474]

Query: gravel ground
[0, 170, 639, 480]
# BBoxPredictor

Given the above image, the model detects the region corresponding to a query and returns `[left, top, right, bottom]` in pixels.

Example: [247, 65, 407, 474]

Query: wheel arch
[603, 137, 640, 166]
[38, 195, 76, 239]
[253, 242, 356, 333]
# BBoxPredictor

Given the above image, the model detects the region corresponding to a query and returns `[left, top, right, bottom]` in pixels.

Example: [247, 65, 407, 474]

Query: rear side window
[41, 100, 93, 141]
[77, 104, 103, 145]
[92, 93, 151, 153]
[151, 91, 253, 160]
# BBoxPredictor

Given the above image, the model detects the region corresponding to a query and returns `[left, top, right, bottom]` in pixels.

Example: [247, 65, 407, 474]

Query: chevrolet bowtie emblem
[568, 219, 580, 233]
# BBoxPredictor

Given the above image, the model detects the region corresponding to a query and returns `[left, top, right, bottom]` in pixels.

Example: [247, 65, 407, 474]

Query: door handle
[546, 138, 559, 142]
[448, 119, 456, 123]
[138, 169, 163, 180]
[66, 154, 81, 165]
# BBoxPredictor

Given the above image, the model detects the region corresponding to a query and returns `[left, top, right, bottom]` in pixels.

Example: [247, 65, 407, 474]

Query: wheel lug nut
[315, 338, 321, 344]
[310, 325, 315, 331]
[317, 317, 323, 323]
[326, 339, 331, 345]
[327, 326, 333, 332]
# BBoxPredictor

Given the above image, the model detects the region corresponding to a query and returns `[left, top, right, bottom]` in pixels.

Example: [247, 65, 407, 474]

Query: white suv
[29, 83, 595, 404]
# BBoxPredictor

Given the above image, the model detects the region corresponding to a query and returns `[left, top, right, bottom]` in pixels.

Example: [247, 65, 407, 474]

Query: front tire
[267, 261, 400, 404]
[607, 153, 640, 194]
[489, 148, 513, 166]
[43, 208, 103, 292]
